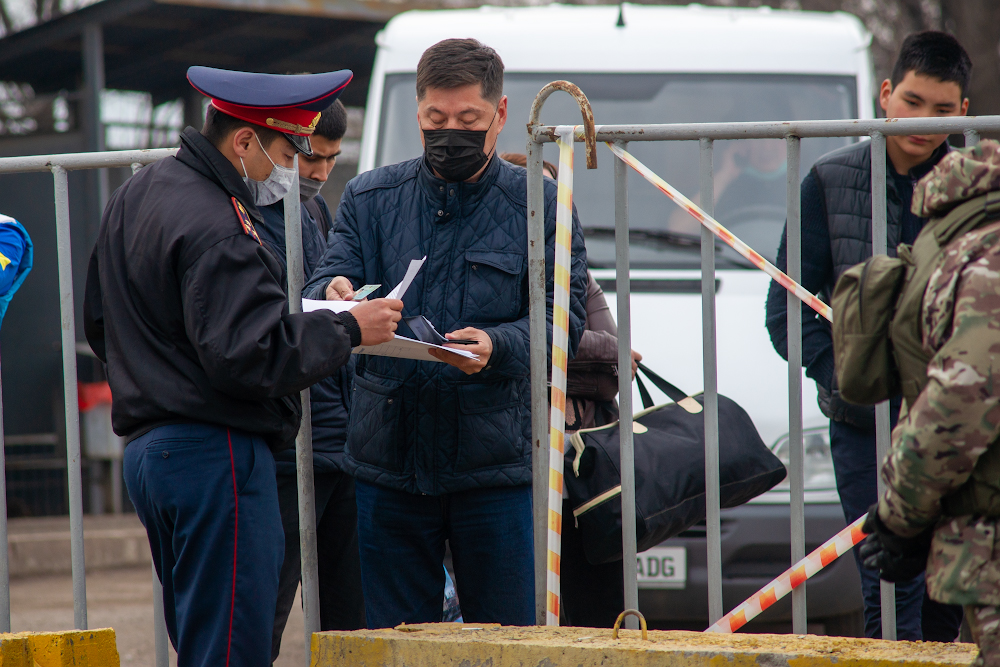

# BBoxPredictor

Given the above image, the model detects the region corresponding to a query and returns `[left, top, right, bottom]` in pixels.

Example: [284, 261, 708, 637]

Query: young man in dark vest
[765, 31, 971, 640]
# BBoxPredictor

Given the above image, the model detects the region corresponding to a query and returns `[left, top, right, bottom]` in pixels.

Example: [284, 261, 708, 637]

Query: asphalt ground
[9, 565, 306, 666]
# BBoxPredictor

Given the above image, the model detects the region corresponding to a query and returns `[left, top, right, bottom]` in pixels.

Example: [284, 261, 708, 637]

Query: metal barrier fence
[0, 103, 997, 666]
[525, 98, 1000, 636]
[0, 147, 324, 666]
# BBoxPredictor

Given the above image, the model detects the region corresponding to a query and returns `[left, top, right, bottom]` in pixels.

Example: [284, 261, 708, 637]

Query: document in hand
[354, 336, 479, 363]
[301, 257, 477, 363]
[302, 298, 478, 363]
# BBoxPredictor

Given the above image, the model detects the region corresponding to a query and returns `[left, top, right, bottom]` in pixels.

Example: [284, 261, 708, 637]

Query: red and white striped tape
[546, 126, 576, 626]
[605, 142, 833, 323]
[706, 514, 868, 633]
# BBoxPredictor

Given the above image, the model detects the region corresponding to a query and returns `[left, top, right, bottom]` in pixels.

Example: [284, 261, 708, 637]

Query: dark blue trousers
[830, 415, 963, 640]
[354, 481, 534, 629]
[124, 423, 283, 667]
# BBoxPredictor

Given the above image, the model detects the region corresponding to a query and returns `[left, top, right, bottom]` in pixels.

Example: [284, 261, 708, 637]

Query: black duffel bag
[564, 362, 786, 565]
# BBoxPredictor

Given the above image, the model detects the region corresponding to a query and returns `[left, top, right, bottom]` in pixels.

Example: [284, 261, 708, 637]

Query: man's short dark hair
[202, 106, 284, 151]
[416, 38, 504, 105]
[890, 31, 972, 97]
[314, 100, 348, 142]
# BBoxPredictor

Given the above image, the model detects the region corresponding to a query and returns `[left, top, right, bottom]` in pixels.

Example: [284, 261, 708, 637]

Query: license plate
[636, 546, 686, 589]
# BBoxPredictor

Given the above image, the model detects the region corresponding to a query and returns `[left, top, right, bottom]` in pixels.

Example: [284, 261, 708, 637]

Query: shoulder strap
[890, 190, 1000, 407]
[934, 190, 1000, 247]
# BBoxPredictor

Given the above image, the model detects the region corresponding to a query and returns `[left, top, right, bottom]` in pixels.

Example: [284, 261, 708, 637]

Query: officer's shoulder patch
[231, 197, 261, 245]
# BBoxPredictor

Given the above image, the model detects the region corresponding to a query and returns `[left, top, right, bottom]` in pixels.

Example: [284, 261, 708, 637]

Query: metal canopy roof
[0, 0, 393, 105]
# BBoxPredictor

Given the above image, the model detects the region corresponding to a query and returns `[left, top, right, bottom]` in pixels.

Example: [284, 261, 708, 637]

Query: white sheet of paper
[385, 256, 426, 301]
[303, 299, 356, 314]
[353, 335, 478, 363]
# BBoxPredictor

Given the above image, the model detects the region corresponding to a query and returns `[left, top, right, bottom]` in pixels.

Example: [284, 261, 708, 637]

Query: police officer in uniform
[83, 66, 402, 666]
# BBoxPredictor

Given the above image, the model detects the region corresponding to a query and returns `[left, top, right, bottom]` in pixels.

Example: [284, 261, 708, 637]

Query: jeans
[830, 414, 963, 640]
[354, 481, 534, 629]
[271, 471, 365, 662]
[125, 423, 283, 667]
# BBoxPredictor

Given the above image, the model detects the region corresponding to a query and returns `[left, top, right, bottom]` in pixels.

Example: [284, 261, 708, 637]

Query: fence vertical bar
[52, 164, 87, 630]
[965, 130, 980, 147]
[283, 164, 321, 660]
[785, 135, 806, 634]
[614, 140, 639, 629]
[699, 138, 723, 625]
[870, 131, 896, 640]
[527, 136, 549, 625]
[152, 561, 168, 667]
[0, 349, 8, 632]
[130, 161, 170, 662]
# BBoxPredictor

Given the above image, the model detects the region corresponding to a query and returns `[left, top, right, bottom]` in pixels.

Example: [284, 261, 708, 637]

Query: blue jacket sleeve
[764, 168, 836, 391]
[482, 191, 588, 380]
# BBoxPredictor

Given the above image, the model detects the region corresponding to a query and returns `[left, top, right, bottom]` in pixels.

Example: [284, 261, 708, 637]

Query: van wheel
[822, 610, 864, 637]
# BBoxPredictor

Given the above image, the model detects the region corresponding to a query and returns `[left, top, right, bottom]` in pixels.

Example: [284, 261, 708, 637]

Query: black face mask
[422, 114, 497, 182]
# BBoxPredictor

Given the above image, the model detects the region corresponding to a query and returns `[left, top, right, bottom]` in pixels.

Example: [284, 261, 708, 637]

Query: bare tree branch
[941, 0, 1000, 131]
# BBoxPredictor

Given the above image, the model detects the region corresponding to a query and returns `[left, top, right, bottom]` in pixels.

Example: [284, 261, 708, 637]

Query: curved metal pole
[527, 81, 598, 170]
[525, 81, 598, 624]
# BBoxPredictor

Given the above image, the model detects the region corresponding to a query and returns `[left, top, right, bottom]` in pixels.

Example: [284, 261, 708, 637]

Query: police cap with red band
[186, 66, 353, 157]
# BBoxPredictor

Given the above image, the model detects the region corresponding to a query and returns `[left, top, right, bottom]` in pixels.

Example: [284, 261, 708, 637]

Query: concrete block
[0, 628, 119, 666]
[312, 624, 979, 667]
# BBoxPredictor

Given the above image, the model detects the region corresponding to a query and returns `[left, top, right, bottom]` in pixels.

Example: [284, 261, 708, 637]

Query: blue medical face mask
[240, 133, 296, 206]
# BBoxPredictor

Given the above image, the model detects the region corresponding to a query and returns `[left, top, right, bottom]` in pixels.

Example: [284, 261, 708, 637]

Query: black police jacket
[84, 127, 360, 450]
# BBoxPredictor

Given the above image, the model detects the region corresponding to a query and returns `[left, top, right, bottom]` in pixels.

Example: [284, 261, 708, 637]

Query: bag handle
[635, 362, 702, 415]
[635, 373, 655, 410]
[636, 362, 690, 403]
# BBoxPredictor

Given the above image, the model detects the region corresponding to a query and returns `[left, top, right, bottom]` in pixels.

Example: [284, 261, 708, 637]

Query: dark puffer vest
[815, 140, 948, 286]
[765, 139, 949, 427]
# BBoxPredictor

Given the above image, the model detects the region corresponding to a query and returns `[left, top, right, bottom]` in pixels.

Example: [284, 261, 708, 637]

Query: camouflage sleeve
[878, 248, 1000, 537]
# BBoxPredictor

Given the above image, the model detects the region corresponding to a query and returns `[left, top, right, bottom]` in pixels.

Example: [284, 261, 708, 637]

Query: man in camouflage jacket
[862, 140, 1000, 662]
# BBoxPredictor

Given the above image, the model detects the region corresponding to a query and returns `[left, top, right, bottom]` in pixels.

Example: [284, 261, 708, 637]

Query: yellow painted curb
[312, 623, 978, 667]
[0, 628, 119, 666]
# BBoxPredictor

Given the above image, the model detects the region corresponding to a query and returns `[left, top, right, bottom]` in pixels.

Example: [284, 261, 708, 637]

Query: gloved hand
[816, 383, 876, 431]
[858, 504, 933, 583]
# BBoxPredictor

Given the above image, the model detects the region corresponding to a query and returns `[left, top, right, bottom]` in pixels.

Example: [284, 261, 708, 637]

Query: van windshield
[377, 73, 857, 270]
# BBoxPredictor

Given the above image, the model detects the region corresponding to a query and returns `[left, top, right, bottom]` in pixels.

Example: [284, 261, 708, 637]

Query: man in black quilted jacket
[305, 38, 589, 628]
[765, 31, 970, 640]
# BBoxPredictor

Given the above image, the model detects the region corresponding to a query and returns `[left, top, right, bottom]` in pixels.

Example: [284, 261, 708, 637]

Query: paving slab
[312, 624, 979, 667]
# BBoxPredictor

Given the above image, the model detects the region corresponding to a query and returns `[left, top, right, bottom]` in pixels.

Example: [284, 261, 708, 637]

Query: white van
[360, 3, 874, 632]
